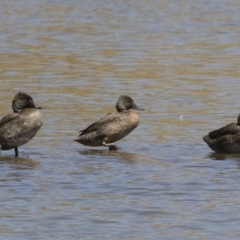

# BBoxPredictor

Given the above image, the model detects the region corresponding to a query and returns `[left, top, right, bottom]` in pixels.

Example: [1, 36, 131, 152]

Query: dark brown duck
[74, 95, 144, 150]
[0, 92, 43, 157]
[203, 114, 240, 153]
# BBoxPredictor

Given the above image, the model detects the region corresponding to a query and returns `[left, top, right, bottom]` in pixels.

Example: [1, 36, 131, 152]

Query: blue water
[1, 0, 240, 239]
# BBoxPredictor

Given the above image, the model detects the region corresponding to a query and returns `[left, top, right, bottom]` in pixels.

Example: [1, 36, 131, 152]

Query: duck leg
[14, 147, 18, 157]
[102, 141, 119, 151]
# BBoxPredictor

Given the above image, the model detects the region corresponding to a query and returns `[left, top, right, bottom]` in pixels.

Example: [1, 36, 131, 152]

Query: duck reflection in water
[0, 92, 43, 157]
[74, 95, 144, 151]
[0, 155, 39, 168]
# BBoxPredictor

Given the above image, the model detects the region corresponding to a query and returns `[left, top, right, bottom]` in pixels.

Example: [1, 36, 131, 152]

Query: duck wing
[0, 113, 19, 128]
[79, 113, 118, 136]
[208, 123, 240, 138]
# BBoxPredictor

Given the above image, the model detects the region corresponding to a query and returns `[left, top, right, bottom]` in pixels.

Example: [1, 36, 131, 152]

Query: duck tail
[202, 135, 209, 143]
[73, 137, 80, 143]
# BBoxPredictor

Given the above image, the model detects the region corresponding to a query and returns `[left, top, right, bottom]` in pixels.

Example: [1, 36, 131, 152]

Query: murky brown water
[1, 0, 240, 239]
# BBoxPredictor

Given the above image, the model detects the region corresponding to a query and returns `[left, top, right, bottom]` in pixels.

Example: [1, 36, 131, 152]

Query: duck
[74, 95, 144, 150]
[0, 92, 43, 157]
[203, 114, 240, 153]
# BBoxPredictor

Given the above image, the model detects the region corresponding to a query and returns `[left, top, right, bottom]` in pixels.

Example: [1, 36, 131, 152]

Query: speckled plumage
[0, 92, 43, 157]
[74, 95, 144, 150]
[203, 114, 240, 153]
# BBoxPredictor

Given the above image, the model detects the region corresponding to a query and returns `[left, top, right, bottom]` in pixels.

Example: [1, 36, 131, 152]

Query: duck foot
[109, 145, 119, 151]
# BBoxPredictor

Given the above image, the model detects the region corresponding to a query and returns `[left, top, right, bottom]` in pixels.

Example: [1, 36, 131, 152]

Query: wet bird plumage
[203, 114, 240, 153]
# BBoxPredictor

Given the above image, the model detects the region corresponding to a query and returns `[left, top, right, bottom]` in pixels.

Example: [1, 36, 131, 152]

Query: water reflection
[78, 149, 140, 163]
[0, 156, 39, 168]
[209, 152, 240, 161]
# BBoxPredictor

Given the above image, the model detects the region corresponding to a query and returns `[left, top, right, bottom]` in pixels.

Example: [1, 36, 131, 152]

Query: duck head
[12, 92, 43, 113]
[116, 95, 145, 112]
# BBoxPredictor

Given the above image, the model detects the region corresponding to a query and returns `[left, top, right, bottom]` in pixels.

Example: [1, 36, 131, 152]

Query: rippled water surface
[1, 0, 240, 239]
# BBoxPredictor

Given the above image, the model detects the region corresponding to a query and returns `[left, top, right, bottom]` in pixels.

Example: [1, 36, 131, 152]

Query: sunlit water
[1, 0, 240, 239]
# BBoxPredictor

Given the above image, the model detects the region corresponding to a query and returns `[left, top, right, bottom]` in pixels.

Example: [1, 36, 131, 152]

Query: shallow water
[1, 0, 240, 239]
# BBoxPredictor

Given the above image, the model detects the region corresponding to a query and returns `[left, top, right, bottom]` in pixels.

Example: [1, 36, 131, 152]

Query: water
[0, 0, 240, 239]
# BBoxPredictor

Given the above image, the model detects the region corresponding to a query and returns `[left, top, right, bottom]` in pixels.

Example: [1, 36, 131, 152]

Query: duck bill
[29, 99, 43, 109]
[132, 104, 145, 111]
[34, 103, 43, 109]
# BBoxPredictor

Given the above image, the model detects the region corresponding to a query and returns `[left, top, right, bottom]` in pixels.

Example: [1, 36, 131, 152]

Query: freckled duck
[0, 92, 43, 157]
[203, 114, 240, 153]
[74, 95, 144, 150]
